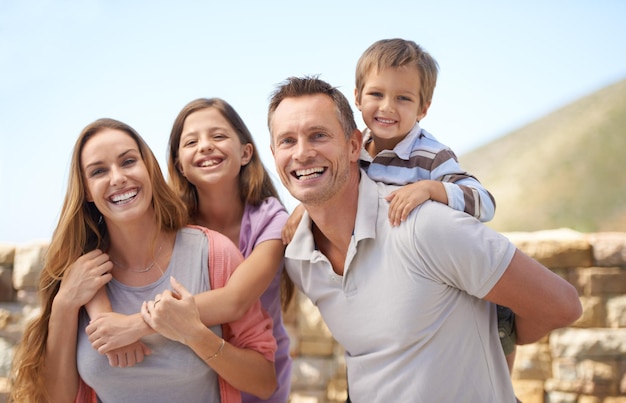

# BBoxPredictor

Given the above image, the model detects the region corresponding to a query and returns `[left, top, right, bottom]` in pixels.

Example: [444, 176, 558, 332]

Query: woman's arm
[82, 255, 152, 367]
[86, 239, 284, 357]
[44, 250, 112, 402]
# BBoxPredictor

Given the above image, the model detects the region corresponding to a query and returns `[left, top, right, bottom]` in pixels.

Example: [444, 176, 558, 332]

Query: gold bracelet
[205, 338, 225, 361]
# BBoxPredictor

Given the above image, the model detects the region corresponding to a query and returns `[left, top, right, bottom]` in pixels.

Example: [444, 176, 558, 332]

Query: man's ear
[349, 128, 363, 162]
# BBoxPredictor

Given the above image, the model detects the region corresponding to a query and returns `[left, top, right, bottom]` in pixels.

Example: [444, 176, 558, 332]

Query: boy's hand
[385, 182, 433, 226]
[103, 341, 152, 368]
[281, 204, 305, 245]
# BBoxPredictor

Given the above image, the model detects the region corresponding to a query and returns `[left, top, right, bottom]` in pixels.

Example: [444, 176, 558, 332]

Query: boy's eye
[368, 91, 383, 98]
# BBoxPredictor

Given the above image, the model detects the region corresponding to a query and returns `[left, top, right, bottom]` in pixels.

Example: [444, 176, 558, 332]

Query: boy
[282, 38, 516, 373]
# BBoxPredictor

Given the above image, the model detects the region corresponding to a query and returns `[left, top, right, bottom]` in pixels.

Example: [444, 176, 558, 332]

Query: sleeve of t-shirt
[250, 197, 288, 246]
[411, 201, 516, 298]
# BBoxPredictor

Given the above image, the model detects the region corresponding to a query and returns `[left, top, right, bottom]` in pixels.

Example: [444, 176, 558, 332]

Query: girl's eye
[183, 139, 197, 147]
[122, 158, 136, 166]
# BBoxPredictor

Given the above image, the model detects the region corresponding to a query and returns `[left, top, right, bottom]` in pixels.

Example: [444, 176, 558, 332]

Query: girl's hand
[141, 277, 204, 344]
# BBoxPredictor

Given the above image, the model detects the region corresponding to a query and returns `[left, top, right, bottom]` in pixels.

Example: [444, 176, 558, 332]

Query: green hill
[459, 78, 626, 233]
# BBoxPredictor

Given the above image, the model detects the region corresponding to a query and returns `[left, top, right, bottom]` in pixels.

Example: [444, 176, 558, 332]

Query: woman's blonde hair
[9, 118, 187, 402]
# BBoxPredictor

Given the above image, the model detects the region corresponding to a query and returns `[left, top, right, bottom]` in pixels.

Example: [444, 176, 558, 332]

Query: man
[268, 76, 582, 402]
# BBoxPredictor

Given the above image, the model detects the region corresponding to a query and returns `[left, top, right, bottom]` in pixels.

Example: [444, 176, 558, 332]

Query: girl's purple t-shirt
[239, 197, 291, 403]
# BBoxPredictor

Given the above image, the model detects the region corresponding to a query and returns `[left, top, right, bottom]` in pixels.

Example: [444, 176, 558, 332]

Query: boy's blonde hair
[355, 38, 439, 109]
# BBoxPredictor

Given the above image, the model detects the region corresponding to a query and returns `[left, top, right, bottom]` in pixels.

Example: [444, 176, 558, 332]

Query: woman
[167, 98, 293, 403]
[9, 118, 276, 402]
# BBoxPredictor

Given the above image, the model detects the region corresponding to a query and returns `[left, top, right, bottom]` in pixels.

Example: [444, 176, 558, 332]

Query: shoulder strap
[188, 225, 241, 403]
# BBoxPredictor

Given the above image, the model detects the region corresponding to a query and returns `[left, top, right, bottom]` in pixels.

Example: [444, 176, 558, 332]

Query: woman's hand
[100, 341, 152, 368]
[56, 249, 112, 309]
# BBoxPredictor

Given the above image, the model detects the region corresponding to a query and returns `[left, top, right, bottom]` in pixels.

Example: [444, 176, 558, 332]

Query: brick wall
[1, 229, 625, 402]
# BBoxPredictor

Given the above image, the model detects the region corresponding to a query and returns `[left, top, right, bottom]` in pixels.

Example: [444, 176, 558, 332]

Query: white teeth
[295, 167, 324, 180]
[111, 189, 138, 203]
[376, 117, 395, 124]
[199, 159, 219, 167]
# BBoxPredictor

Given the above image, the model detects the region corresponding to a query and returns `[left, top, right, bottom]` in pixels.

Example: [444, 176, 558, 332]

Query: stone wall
[1, 229, 625, 402]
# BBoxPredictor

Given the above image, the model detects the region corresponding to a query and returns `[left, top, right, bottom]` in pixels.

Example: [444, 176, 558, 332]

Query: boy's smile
[356, 66, 429, 154]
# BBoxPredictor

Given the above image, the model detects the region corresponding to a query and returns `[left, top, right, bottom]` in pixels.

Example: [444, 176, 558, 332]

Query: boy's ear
[417, 101, 431, 122]
[354, 88, 362, 110]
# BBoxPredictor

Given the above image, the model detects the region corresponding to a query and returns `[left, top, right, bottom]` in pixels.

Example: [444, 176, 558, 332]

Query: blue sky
[1, 0, 625, 243]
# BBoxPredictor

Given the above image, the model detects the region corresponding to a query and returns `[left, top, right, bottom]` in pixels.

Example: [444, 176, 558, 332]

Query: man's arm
[483, 249, 582, 344]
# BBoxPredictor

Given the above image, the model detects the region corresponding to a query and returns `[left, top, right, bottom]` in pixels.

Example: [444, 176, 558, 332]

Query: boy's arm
[430, 148, 496, 222]
[440, 176, 496, 222]
[281, 203, 305, 245]
[375, 146, 495, 225]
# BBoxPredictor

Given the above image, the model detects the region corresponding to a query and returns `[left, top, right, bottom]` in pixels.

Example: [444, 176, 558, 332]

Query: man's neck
[306, 170, 360, 276]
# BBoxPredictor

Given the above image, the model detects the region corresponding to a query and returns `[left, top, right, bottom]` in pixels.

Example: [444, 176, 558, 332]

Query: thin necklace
[109, 243, 164, 273]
